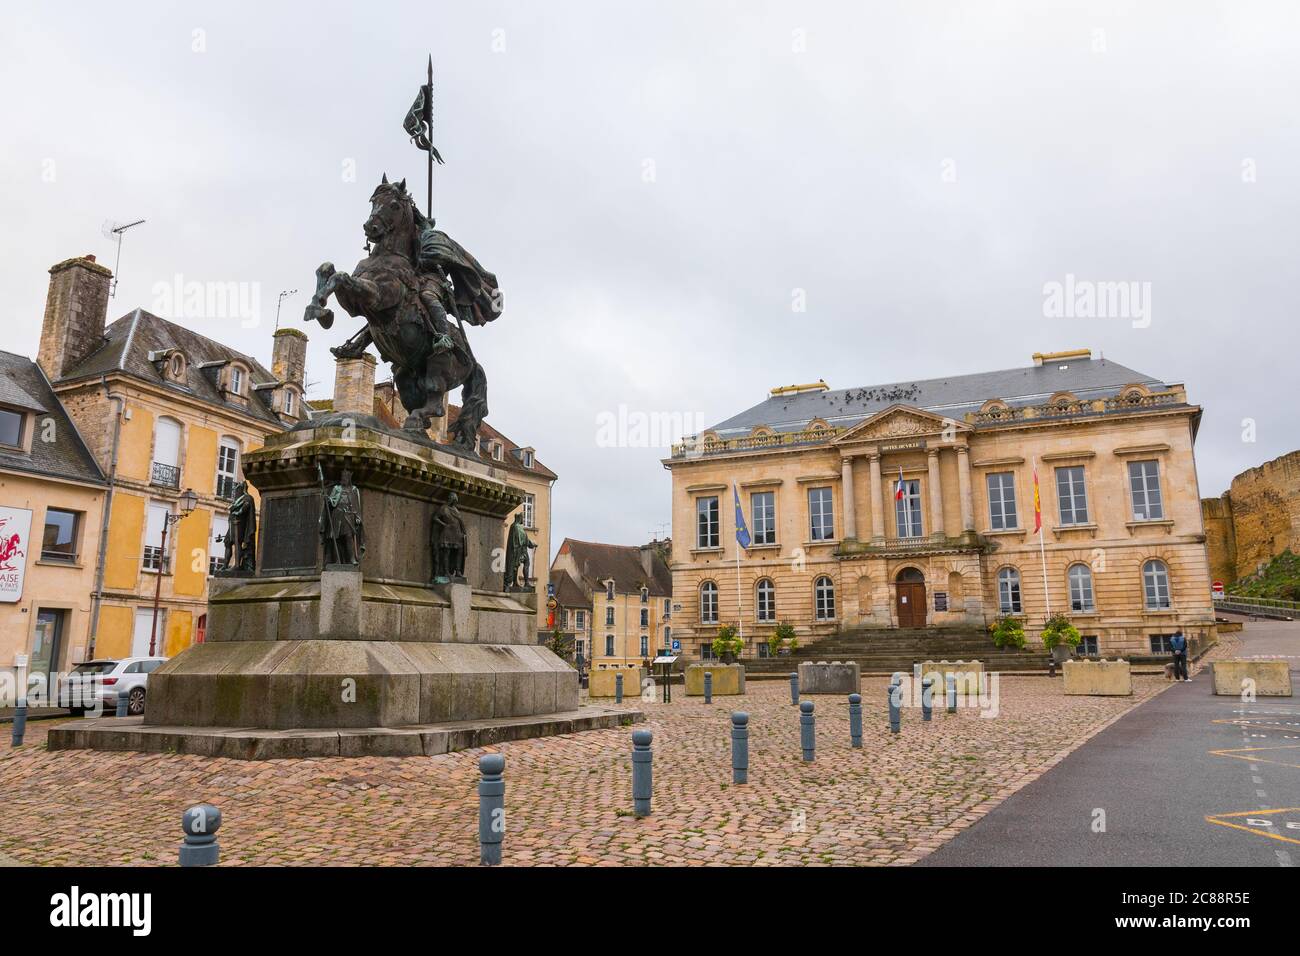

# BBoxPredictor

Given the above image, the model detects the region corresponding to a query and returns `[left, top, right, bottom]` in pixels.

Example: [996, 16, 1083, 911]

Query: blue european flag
[733, 483, 751, 549]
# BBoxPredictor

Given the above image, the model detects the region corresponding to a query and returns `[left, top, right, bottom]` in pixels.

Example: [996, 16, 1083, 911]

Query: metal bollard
[10, 700, 27, 747]
[478, 754, 506, 866]
[799, 700, 815, 762]
[632, 728, 653, 817]
[888, 680, 902, 734]
[789, 672, 799, 705]
[615, 672, 624, 703]
[704, 670, 713, 704]
[946, 674, 957, 714]
[731, 712, 749, 784]
[848, 693, 862, 748]
[922, 678, 933, 722]
[115, 692, 128, 718]
[178, 804, 222, 867]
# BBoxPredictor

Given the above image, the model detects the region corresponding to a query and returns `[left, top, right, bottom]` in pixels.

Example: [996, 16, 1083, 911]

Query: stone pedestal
[51, 417, 636, 757]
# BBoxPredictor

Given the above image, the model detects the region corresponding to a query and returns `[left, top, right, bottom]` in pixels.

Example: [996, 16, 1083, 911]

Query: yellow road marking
[1208, 743, 1300, 770]
[1204, 808, 1300, 846]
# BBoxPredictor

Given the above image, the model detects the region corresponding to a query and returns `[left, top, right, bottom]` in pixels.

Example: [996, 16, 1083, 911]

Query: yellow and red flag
[1032, 463, 1042, 533]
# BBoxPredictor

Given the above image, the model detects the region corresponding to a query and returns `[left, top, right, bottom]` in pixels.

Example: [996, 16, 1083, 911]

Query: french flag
[895, 465, 906, 500]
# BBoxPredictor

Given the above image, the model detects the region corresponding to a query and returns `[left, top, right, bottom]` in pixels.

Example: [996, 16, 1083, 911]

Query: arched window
[756, 578, 775, 622]
[997, 567, 1022, 614]
[814, 576, 835, 621]
[151, 417, 182, 488]
[1143, 559, 1171, 609]
[700, 581, 719, 624]
[1068, 563, 1094, 612]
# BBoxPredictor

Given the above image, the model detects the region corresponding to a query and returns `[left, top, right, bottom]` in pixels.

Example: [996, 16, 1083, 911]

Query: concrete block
[589, 667, 643, 698]
[684, 663, 745, 696]
[1063, 658, 1132, 696]
[798, 661, 861, 695]
[1212, 660, 1293, 697]
[319, 569, 363, 640]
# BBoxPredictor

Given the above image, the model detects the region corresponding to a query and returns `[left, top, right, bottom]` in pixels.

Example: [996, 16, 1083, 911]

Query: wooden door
[896, 583, 927, 627]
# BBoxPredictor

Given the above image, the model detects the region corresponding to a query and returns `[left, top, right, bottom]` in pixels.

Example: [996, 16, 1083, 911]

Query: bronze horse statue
[303, 175, 499, 452]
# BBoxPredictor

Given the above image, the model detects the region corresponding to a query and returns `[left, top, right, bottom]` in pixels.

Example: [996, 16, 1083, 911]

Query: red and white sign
[1212, 581, 1225, 597]
[0, 506, 33, 603]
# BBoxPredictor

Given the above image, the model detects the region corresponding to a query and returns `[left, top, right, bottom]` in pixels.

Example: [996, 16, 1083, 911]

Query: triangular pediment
[832, 404, 970, 445]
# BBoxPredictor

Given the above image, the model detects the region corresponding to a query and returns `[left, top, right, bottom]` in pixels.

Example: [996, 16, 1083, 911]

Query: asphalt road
[920, 618, 1300, 867]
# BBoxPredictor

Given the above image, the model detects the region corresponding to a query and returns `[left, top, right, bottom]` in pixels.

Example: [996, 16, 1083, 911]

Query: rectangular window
[895, 479, 923, 538]
[1149, 634, 1174, 655]
[230, 367, 244, 394]
[522, 450, 534, 469]
[574, 639, 585, 661]
[640, 636, 648, 657]
[0, 408, 23, 447]
[1077, 636, 1099, 656]
[605, 635, 615, 656]
[575, 610, 586, 631]
[143, 502, 172, 572]
[751, 491, 776, 545]
[522, 493, 535, 528]
[987, 472, 1018, 530]
[757, 641, 769, 659]
[41, 508, 81, 563]
[605, 606, 615, 627]
[640, 608, 648, 628]
[663, 598, 670, 615]
[210, 513, 229, 575]
[696, 496, 719, 549]
[808, 487, 834, 541]
[1128, 460, 1164, 521]
[605, 581, 615, 600]
[216, 442, 240, 500]
[1055, 466, 1089, 525]
[700, 643, 716, 660]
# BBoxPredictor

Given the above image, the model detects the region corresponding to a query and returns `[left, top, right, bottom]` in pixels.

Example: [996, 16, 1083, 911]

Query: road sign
[547, 583, 555, 598]
[1212, 581, 1225, 596]
[671, 639, 680, 651]
[546, 598, 557, 611]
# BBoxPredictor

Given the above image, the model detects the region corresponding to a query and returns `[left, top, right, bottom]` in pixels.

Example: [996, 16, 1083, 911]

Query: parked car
[57, 657, 167, 716]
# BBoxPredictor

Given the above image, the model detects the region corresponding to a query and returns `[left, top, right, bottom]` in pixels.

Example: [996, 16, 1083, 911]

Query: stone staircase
[743, 626, 1050, 675]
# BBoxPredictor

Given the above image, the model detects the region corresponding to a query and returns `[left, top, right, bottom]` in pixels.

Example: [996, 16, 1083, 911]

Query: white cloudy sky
[2, 1, 1298, 557]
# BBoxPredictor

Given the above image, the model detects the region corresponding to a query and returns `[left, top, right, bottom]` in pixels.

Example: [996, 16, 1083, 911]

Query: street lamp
[149, 488, 198, 658]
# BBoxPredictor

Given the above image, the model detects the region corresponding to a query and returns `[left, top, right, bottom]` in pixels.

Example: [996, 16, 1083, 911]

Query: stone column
[957, 445, 974, 533]
[927, 449, 945, 539]
[841, 457, 857, 541]
[868, 452, 885, 542]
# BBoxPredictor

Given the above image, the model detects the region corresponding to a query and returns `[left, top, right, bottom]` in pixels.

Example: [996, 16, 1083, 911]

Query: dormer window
[283, 389, 296, 416]
[522, 449, 534, 468]
[493, 442, 503, 461]
[230, 367, 245, 395]
[167, 352, 188, 383]
[0, 407, 24, 448]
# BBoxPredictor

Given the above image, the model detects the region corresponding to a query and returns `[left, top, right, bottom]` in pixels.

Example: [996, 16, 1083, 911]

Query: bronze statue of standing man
[430, 492, 467, 583]
[503, 511, 536, 590]
[221, 481, 257, 574]
[319, 465, 366, 566]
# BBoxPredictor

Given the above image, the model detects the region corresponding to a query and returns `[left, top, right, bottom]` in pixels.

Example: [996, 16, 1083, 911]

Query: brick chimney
[333, 353, 377, 416]
[272, 327, 308, 386]
[39, 255, 112, 380]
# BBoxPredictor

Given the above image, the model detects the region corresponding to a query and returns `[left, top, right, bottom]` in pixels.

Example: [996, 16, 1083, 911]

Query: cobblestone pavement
[0, 661, 1218, 867]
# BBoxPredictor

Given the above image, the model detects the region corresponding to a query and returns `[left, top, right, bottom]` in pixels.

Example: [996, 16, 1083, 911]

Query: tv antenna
[275, 289, 298, 330]
[100, 218, 146, 298]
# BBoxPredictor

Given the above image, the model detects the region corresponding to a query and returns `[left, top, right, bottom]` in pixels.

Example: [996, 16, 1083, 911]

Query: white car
[57, 657, 167, 716]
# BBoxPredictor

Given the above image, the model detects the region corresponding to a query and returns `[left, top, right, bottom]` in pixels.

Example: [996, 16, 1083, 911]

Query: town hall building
[664, 350, 1216, 660]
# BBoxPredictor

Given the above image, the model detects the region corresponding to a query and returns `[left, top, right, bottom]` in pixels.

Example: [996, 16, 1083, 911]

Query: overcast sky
[3, 1, 1297, 557]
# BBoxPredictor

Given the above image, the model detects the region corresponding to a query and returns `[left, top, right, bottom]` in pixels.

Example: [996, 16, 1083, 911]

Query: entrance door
[30, 608, 65, 689]
[132, 608, 161, 657]
[895, 569, 927, 627]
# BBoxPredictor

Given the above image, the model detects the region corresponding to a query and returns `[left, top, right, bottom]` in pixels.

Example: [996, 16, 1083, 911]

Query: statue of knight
[430, 492, 467, 583]
[503, 512, 537, 591]
[319, 464, 366, 566]
[217, 481, 257, 574]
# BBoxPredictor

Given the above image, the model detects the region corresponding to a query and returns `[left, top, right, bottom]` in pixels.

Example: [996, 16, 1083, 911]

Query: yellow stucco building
[664, 350, 1216, 660]
[35, 255, 307, 660]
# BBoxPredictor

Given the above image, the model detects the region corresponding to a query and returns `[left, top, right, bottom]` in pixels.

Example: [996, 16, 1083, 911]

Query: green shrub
[1040, 613, 1082, 650]
[769, 620, 798, 654]
[711, 624, 744, 659]
[989, 615, 1026, 648]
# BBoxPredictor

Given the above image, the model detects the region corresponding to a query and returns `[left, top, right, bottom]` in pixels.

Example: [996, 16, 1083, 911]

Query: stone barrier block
[1212, 660, 1293, 697]
[684, 663, 745, 696]
[797, 661, 861, 695]
[588, 667, 645, 699]
[1063, 658, 1132, 696]
[917, 659, 984, 692]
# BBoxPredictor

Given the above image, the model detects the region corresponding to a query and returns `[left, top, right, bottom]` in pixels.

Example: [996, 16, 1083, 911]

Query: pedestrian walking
[1170, 629, 1189, 682]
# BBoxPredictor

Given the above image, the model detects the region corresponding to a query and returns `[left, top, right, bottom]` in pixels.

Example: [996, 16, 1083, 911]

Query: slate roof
[447, 404, 557, 481]
[57, 309, 284, 427]
[709, 355, 1168, 437]
[556, 538, 672, 597]
[0, 351, 106, 485]
[549, 569, 591, 609]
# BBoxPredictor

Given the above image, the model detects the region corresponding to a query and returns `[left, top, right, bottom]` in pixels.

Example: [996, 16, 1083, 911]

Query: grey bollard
[704, 670, 713, 704]
[178, 804, 222, 867]
[615, 672, 624, 703]
[848, 693, 862, 748]
[632, 728, 653, 817]
[946, 674, 957, 714]
[478, 753, 506, 866]
[888, 680, 902, 734]
[800, 700, 815, 762]
[731, 712, 749, 784]
[922, 678, 933, 722]
[789, 672, 799, 705]
[10, 700, 27, 747]
[115, 692, 128, 718]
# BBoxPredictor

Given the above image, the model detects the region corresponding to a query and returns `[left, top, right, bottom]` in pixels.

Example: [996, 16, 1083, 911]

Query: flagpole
[1035, 456, 1051, 619]
[736, 537, 743, 644]
[426, 54, 434, 220]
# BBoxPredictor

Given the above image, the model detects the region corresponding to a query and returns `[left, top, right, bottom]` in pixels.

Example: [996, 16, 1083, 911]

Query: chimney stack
[39, 255, 112, 381]
[333, 353, 377, 417]
[272, 327, 308, 387]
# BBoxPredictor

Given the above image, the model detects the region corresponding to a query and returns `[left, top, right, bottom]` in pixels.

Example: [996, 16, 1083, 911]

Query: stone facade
[1201, 450, 1300, 585]
[665, 350, 1216, 659]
